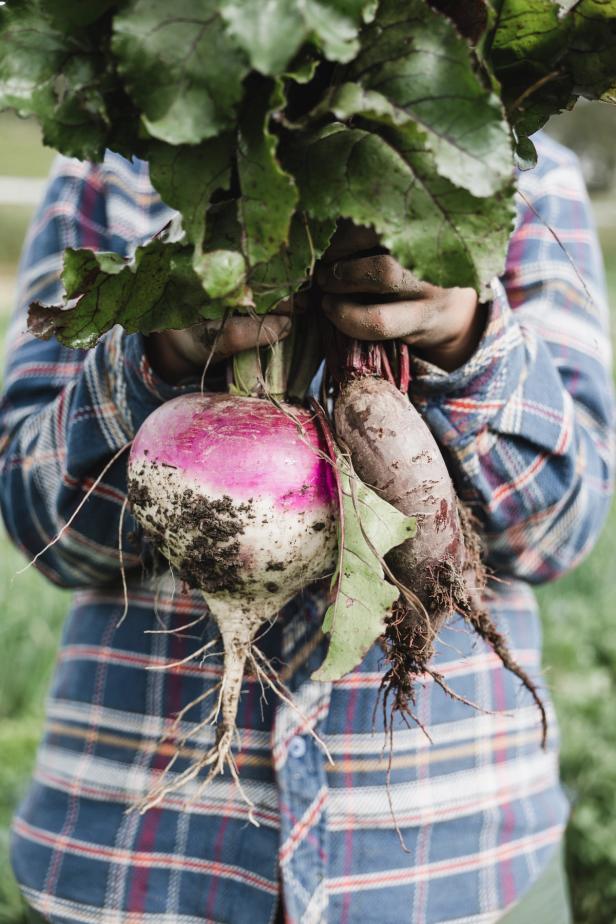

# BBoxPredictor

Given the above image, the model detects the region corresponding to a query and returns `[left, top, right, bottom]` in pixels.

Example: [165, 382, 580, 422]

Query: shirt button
[288, 736, 307, 759]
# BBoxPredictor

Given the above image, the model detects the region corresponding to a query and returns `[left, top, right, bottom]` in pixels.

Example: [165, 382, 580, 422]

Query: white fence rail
[0, 176, 46, 206]
[0, 175, 614, 227]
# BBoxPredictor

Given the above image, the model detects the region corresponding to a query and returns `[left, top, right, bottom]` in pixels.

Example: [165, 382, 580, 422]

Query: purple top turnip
[127, 393, 338, 811]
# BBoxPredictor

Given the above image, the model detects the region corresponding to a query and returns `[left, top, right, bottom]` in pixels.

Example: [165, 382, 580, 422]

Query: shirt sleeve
[410, 142, 615, 584]
[0, 156, 197, 588]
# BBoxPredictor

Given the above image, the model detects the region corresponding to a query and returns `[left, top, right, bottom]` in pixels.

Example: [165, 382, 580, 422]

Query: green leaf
[193, 249, 246, 299]
[425, 0, 493, 45]
[40, 0, 119, 29]
[27, 239, 212, 349]
[219, 0, 376, 75]
[564, 0, 616, 102]
[347, 0, 513, 198]
[112, 0, 249, 144]
[249, 212, 335, 314]
[489, 0, 616, 140]
[288, 122, 515, 294]
[489, 0, 573, 140]
[300, 0, 374, 62]
[237, 80, 298, 265]
[147, 136, 233, 245]
[284, 49, 321, 84]
[0, 0, 111, 161]
[313, 457, 416, 682]
[219, 0, 306, 76]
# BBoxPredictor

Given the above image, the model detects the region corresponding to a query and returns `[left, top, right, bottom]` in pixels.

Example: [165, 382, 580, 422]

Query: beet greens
[3, 0, 616, 346]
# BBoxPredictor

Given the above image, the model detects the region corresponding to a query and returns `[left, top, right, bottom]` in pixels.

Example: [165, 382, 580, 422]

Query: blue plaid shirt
[1, 133, 613, 923]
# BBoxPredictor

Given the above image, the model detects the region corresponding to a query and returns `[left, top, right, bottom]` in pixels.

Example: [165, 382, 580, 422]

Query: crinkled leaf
[237, 80, 298, 264]
[490, 0, 616, 145]
[288, 122, 515, 294]
[219, 0, 376, 75]
[0, 1, 111, 161]
[284, 49, 321, 84]
[112, 0, 249, 144]
[219, 0, 306, 76]
[489, 0, 573, 143]
[313, 458, 416, 682]
[40, 0, 119, 29]
[426, 0, 493, 44]
[196, 202, 255, 316]
[300, 0, 374, 61]
[27, 240, 213, 349]
[148, 136, 233, 245]
[566, 0, 616, 102]
[347, 0, 513, 197]
[193, 249, 246, 299]
[249, 213, 336, 314]
[5, 0, 616, 348]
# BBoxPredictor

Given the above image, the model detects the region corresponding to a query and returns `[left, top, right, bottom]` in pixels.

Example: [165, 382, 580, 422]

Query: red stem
[378, 344, 396, 388]
[398, 343, 411, 393]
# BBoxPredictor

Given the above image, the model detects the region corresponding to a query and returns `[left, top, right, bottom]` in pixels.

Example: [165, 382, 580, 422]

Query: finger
[269, 296, 294, 316]
[317, 255, 430, 298]
[324, 222, 381, 262]
[215, 315, 292, 357]
[322, 295, 431, 342]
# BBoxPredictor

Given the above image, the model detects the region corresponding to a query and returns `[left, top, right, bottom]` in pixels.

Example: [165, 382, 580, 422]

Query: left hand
[316, 224, 486, 372]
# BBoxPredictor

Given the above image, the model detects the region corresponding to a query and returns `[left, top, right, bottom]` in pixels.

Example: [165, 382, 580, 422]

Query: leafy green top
[2, 0, 615, 345]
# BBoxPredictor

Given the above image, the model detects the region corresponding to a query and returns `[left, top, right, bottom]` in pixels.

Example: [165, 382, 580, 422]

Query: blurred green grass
[0, 114, 54, 178]
[0, 116, 68, 922]
[0, 320, 68, 918]
[0, 111, 616, 922]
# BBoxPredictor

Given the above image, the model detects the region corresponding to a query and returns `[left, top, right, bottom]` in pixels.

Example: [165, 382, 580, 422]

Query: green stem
[265, 330, 294, 400]
[232, 348, 263, 397]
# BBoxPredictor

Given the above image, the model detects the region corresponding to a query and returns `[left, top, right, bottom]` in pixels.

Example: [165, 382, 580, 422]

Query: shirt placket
[273, 677, 332, 924]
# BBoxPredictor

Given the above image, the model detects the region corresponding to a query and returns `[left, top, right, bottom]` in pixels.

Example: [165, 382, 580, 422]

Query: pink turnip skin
[129, 394, 338, 611]
[127, 393, 338, 808]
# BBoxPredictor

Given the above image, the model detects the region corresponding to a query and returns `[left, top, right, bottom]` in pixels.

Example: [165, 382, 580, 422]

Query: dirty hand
[147, 306, 292, 385]
[317, 224, 486, 372]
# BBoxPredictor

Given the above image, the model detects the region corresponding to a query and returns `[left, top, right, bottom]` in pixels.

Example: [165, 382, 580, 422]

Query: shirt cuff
[410, 280, 526, 448]
[104, 330, 205, 437]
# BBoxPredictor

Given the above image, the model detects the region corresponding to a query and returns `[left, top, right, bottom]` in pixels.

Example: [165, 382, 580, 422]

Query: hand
[317, 224, 486, 372]
[146, 306, 292, 385]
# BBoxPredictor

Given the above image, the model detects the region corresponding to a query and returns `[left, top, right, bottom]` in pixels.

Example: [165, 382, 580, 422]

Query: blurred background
[0, 103, 615, 923]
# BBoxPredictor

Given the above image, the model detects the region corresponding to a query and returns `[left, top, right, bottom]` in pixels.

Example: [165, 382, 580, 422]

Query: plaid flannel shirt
[1, 133, 613, 924]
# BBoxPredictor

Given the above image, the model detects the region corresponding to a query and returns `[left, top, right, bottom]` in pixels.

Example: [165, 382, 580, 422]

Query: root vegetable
[127, 393, 338, 810]
[334, 375, 547, 742]
[335, 376, 465, 634]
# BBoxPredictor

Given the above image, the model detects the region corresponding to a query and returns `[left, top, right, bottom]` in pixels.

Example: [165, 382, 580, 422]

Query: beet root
[334, 376, 547, 744]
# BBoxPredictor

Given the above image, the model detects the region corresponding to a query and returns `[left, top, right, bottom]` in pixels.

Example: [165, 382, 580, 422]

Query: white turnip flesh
[128, 393, 338, 809]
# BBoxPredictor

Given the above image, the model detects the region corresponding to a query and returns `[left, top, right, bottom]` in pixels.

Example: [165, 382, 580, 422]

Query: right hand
[147, 307, 292, 385]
